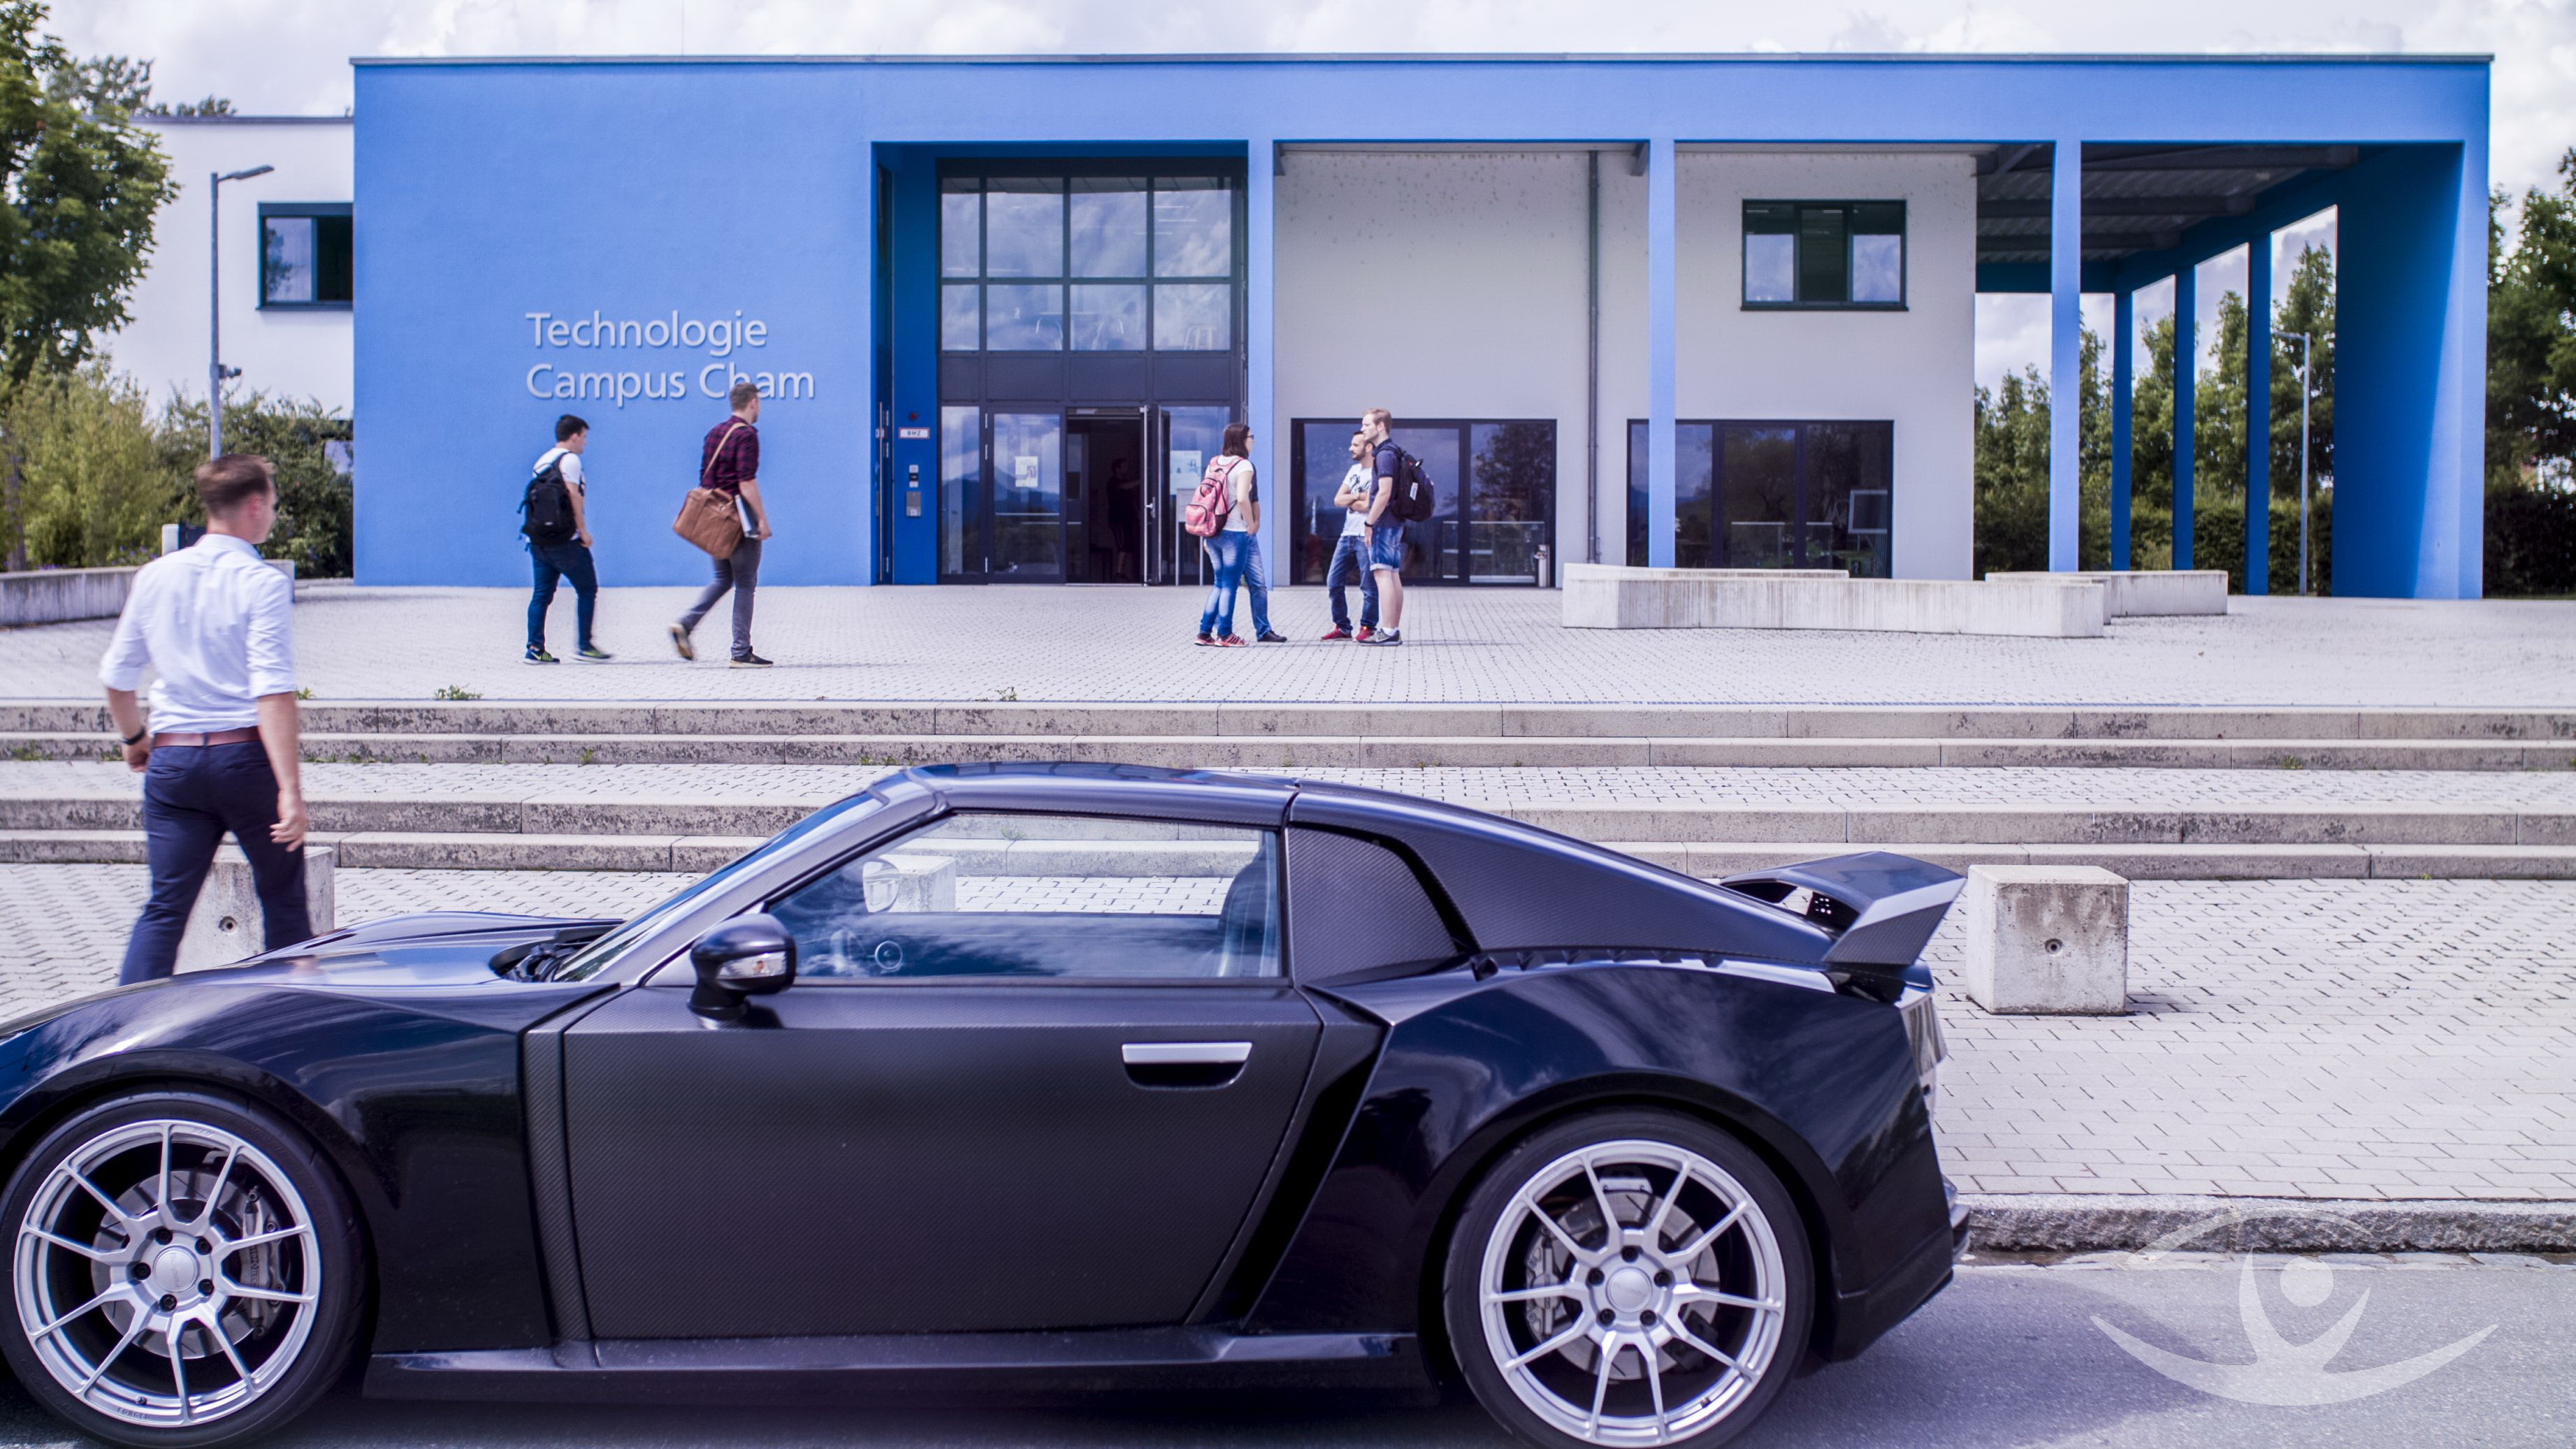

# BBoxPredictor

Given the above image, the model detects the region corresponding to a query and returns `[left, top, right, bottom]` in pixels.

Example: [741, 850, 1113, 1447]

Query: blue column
[2111, 287, 2133, 571]
[2334, 143, 2484, 598]
[1646, 136, 1677, 569]
[2244, 235, 2271, 595]
[1246, 140, 1278, 574]
[2048, 140, 2082, 571]
[2171, 263, 2196, 571]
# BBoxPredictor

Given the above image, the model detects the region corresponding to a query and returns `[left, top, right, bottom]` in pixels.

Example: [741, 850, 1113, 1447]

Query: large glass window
[1626, 419, 1893, 576]
[769, 813, 1281, 982]
[259, 204, 352, 309]
[1070, 284, 1145, 351]
[1289, 418, 1554, 585]
[1742, 201, 1906, 309]
[985, 284, 1063, 351]
[939, 182, 980, 277]
[983, 180, 1064, 277]
[1152, 284, 1229, 351]
[1070, 178, 1148, 277]
[1153, 178, 1231, 277]
[938, 174, 1237, 356]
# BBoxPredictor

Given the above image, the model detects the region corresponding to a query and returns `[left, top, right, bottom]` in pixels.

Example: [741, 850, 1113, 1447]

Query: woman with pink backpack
[1187, 422, 1285, 646]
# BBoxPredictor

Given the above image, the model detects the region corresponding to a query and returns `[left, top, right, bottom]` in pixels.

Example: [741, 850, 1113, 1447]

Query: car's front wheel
[1443, 1109, 1812, 1449]
[0, 1090, 363, 1448]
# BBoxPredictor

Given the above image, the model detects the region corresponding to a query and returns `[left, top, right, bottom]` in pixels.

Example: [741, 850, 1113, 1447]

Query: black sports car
[0, 764, 1964, 1449]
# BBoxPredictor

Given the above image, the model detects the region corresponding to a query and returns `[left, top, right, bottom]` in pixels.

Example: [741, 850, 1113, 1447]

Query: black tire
[0, 1089, 364, 1449]
[1441, 1109, 1812, 1449]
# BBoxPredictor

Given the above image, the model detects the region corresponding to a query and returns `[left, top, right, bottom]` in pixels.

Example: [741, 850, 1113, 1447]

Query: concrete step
[5, 790, 2569, 848]
[6, 729, 2569, 771]
[11, 829, 2573, 880]
[10, 699, 2576, 743]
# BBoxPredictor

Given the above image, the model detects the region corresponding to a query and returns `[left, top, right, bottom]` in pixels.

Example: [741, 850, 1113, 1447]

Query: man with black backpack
[522, 413, 609, 663]
[1359, 407, 1432, 646]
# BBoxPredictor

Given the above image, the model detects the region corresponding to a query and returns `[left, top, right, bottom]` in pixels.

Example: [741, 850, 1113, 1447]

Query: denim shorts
[1367, 523, 1406, 572]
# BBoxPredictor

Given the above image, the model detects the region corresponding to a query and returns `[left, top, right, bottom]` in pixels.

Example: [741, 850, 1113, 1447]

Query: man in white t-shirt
[1321, 430, 1380, 640]
[523, 413, 610, 662]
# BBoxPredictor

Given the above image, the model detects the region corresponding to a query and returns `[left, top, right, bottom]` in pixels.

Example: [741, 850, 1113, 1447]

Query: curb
[1964, 1193, 2576, 1253]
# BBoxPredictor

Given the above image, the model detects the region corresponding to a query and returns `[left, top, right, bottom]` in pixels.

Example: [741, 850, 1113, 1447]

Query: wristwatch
[120, 727, 147, 746]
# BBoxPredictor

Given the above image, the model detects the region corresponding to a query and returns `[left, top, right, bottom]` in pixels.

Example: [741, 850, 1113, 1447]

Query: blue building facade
[352, 52, 2490, 597]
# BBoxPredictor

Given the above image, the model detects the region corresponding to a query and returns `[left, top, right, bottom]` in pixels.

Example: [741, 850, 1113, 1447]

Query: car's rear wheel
[0, 1090, 363, 1449]
[1443, 1109, 1812, 1449]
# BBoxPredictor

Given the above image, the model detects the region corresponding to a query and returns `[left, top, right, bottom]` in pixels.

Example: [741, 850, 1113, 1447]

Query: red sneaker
[1194, 633, 1216, 646]
[1354, 626, 1377, 643]
[1320, 627, 1353, 641]
[1217, 634, 1249, 648]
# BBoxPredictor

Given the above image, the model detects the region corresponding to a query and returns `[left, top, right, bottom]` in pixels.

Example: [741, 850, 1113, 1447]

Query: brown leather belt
[151, 727, 261, 748]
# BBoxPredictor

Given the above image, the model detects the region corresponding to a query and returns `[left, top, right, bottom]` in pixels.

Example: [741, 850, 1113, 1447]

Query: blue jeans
[120, 741, 310, 984]
[1326, 534, 1380, 630]
[527, 540, 598, 652]
[1197, 532, 1253, 637]
[1243, 532, 1274, 636]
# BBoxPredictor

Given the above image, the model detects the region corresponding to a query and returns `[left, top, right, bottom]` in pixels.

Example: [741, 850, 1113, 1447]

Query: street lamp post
[2278, 330, 2314, 595]
[208, 163, 274, 458]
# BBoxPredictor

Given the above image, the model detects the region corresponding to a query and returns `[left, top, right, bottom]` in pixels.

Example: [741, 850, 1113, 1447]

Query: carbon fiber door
[560, 982, 1320, 1339]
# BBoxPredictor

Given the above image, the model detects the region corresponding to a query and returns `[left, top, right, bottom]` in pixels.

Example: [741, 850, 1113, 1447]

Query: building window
[1742, 201, 1904, 309]
[1628, 420, 1891, 576]
[259, 203, 352, 309]
[1290, 417, 1555, 586]
[939, 175, 1236, 354]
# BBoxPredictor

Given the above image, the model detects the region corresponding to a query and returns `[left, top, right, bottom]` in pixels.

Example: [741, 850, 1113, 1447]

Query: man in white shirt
[1320, 430, 1380, 641]
[99, 455, 312, 984]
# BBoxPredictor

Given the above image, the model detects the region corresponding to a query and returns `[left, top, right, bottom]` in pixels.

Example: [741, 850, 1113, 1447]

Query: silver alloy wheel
[1476, 1138, 1788, 1447]
[13, 1119, 321, 1429]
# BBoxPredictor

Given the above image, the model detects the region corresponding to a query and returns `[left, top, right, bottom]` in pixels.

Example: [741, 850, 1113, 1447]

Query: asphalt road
[0, 1258, 2563, 1448]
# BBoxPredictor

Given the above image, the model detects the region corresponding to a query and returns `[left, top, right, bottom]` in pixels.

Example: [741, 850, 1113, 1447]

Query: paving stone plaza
[4, 585, 2573, 1217]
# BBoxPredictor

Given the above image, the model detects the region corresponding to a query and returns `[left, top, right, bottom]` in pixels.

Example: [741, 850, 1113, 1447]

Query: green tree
[2271, 245, 2336, 495]
[1, 363, 179, 566]
[0, 2, 178, 387]
[158, 391, 354, 577]
[2488, 152, 2576, 483]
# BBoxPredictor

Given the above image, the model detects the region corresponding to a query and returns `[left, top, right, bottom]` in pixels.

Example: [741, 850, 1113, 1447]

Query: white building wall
[1275, 152, 1593, 574]
[1275, 147, 1975, 582]
[101, 117, 353, 415]
[1674, 151, 1977, 581]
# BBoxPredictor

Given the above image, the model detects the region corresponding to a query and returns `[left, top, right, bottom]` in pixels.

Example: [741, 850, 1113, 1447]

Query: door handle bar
[1122, 1042, 1252, 1066]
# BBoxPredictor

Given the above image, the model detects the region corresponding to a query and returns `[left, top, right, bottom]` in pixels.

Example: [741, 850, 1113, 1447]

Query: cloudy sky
[56, 0, 2575, 386]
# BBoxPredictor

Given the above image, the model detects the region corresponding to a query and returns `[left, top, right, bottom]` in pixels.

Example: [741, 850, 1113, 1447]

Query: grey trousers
[681, 534, 760, 660]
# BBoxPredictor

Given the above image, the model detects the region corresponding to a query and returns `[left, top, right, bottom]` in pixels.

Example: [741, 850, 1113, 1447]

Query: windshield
[549, 795, 884, 981]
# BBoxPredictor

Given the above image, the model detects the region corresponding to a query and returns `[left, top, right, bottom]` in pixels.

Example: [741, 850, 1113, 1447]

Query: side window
[769, 813, 1280, 981]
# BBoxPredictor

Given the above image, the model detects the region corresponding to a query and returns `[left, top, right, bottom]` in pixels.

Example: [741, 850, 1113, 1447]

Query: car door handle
[1122, 1042, 1252, 1065]
[1122, 1041, 1251, 1088]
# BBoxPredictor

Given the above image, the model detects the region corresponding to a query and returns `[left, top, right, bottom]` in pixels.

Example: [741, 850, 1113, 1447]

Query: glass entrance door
[1158, 405, 1230, 587]
[939, 407, 1065, 582]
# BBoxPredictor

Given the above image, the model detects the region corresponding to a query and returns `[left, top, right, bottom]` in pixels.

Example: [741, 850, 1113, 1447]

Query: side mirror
[689, 914, 797, 1017]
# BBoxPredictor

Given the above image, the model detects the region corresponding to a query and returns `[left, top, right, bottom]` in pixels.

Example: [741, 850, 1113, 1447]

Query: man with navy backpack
[1359, 407, 1427, 646]
[522, 413, 610, 662]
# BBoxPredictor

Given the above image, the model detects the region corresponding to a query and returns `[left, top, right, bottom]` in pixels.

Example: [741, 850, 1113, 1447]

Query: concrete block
[1559, 564, 2106, 637]
[1958, 864, 2129, 1014]
[1984, 569, 2227, 616]
[178, 845, 335, 971]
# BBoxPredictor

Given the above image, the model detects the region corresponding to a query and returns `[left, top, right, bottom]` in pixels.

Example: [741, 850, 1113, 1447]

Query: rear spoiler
[1717, 851, 1964, 977]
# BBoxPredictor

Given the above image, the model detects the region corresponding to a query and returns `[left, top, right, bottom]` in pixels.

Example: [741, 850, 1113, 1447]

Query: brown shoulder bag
[673, 423, 746, 559]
